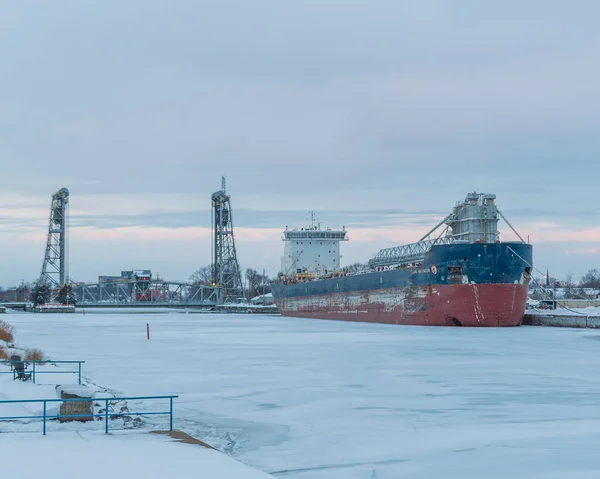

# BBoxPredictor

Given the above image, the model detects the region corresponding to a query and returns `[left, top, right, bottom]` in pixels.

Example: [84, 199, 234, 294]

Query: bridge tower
[211, 177, 243, 303]
[39, 187, 70, 288]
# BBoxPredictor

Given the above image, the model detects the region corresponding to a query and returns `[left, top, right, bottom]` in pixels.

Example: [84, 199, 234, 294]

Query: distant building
[98, 270, 152, 284]
[529, 285, 600, 300]
[91, 270, 154, 302]
[250, 293, 274, 305]
[0, 286, 29, 302]
[98, 276, 123, 284]
[121, 270, 152, 281]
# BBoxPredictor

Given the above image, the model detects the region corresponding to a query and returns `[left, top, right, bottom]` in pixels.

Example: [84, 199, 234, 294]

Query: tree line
[0, 282, 76, 306]
[531, 268, 600, 300]
[189, 265, 271, 299]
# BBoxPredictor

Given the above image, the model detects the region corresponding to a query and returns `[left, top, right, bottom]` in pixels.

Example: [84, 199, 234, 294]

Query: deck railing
[0, 360, 85, 384]
[0, 395, 178, 435]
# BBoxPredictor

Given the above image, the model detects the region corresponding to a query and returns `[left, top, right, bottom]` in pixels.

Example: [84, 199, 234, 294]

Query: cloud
[2, 1, 600, 199]
[528, 226, 600, 243]
[566, 248, 600, 256]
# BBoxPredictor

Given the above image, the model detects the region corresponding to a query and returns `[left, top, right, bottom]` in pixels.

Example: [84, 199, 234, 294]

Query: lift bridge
[72, 276, 220, 307]
[36, 180, 238, 307]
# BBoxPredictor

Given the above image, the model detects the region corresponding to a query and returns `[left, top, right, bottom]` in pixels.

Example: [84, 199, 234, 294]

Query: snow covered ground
[4, 309, 600, 478]
[0, 327, 274, 478]
[0, 430, 274, 478]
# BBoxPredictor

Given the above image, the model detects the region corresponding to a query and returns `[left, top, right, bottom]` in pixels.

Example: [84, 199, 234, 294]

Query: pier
[523, 312, 600, 328]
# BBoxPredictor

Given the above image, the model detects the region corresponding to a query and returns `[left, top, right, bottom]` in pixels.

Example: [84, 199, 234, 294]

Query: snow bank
[55, 384, 95, 398]
[0, 431, 274, 479]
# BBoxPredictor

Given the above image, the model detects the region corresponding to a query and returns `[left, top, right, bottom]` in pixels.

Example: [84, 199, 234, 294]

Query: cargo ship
[271, 193, 533, 327]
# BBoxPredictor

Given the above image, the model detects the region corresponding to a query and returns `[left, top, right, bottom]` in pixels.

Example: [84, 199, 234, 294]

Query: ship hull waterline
[273, 283, 529, 327]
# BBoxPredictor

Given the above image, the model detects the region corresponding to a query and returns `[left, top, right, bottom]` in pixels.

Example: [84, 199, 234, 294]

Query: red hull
[275, 283, 528, 327]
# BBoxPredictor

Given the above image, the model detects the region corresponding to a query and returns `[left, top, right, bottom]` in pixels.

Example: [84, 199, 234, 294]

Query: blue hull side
[274, 242, 532, 298]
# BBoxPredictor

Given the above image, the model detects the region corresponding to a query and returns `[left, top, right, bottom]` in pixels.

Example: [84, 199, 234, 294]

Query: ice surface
[4, 309, 600, 478]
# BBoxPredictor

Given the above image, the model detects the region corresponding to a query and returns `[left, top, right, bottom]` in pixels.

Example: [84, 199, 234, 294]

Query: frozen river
[8, 310, 600, 478]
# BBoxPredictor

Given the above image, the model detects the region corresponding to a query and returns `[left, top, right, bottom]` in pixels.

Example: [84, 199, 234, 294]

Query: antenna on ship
[309, 210, 316, 230]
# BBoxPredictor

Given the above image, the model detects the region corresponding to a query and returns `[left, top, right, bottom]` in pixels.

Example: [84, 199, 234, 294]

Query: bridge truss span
[73, 279, 221, 307]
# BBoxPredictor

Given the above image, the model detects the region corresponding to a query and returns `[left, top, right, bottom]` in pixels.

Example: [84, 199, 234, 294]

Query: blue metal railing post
[105, 398, 109, 434]
[78, 362, 82, 384]
[32, 362, 36, 384]
[169, 397, 173, 431]
[43, 401, 47, 435]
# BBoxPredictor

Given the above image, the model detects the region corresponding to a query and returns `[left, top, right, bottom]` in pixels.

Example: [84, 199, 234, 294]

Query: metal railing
[0, 360, 85, 384]
[0, 395, 178, 435]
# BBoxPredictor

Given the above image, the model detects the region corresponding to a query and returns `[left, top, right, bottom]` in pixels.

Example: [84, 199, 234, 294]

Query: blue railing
[0, 395, 178, 435]
[0, 360, 85, 384]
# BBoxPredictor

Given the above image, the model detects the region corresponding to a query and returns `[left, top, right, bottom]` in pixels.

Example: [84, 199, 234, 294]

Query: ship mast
[309, 210, 316, 230]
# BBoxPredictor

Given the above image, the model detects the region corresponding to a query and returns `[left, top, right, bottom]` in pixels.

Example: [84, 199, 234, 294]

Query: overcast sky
[0, 1, 598, 287]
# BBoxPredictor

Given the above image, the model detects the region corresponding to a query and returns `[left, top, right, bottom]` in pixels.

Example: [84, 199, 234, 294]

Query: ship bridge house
[280, 225, 348, 276]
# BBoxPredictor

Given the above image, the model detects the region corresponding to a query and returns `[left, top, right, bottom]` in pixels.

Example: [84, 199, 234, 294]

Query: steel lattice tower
[212, 177, 243, 303]
[39, 187, 70, 288]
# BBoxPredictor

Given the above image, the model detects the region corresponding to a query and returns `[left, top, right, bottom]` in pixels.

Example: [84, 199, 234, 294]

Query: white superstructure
[280, 216, 348, 276]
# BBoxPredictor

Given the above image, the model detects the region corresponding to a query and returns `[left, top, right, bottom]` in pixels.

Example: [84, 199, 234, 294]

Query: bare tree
[581, 269, 600, 289]
[563, 271, 576, 299]
[245, 269, 270, 298]
[189, 265, 214, 285]
[346, 262, 366, 274]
